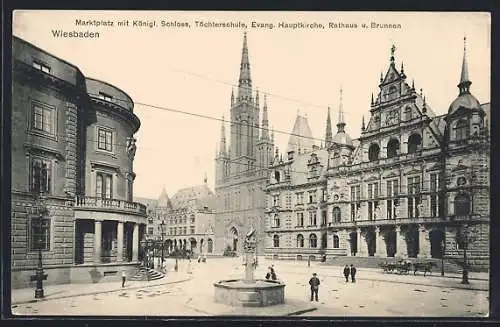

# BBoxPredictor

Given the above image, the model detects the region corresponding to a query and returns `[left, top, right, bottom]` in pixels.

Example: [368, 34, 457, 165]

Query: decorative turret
[237, 31, 252, 101]
[448, 36, 481, 115]
[337, 87, 346, 133]
[332, 87, 353, 147]
[261, 94, 269, 141]
[325, 106, 333, 148]
[219, 115, 227, 155]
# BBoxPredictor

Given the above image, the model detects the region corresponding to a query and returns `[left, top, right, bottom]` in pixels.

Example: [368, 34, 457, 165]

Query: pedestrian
[309, 272, 320, 301]
[343, 265, 350, 282]
[121, 270, 126, 287]
[350, 264, 357, 283]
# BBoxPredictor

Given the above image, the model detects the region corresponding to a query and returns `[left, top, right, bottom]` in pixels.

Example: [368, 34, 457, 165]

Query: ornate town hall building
[214, 33, 274, 254]
[264, 42, 489, 269]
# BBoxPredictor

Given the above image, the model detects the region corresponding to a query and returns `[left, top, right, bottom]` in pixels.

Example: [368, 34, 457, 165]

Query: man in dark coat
[309, 272, 320, 301]
[343, 265, 350, 282]
[350, 264, 357, 283]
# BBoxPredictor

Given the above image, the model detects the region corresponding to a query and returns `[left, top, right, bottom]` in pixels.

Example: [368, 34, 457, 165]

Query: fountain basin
[214, 279, 285, 307]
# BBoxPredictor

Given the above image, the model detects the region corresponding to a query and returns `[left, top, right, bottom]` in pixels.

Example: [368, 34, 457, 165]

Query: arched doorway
[229, 227, 238, 252]
[349, 231, 357, 256]
[406, 226, 419, 258]
[385, 228, 396, 257]
[429, 229, 445, 259]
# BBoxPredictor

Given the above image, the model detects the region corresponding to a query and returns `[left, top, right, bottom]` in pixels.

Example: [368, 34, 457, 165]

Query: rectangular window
[430, 173, 440, 217]
[273, 194, 279, 206]
[31, 103, 55, 136]
[407, 176, 421, 218]
[321, 189, 326, 202]
[309, 212, 317, 226]
[321, 211, 327, 226]
[367, 183, 379, 220]
[32, 61, 51, 73]
[350, 185, 361, 221]
[190, 226, 195, 234]
[29, 217, 51, 251]
[297, 212, 304, 226]
[98, 92, 113, 102]
[97, 128, 113, 152]
[308, 190, 316, 203]
[30, 157, 52, 194]
[296, 192, 304, 205]
[147, 227, 154, 235]
[96, 172, 113, 199]
[183, 227, 187, 234]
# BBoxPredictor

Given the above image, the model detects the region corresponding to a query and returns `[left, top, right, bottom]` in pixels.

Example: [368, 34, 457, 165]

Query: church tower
[257, 94, 274, 176]
[228, 32, 261, 176]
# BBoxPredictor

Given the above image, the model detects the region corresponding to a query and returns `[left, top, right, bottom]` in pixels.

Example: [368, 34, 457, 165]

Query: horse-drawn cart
[379, 260, 437, 276]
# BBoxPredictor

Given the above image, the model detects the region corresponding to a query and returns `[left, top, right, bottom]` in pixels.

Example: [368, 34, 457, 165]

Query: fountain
[214, 228, 285, 307]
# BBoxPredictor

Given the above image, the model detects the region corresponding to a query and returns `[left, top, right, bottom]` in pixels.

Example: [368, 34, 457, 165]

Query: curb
[287, 307, 318, 316]
[12, 274, 192, 306]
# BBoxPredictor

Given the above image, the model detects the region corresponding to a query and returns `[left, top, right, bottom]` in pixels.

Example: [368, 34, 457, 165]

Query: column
[357, 228, 367, 256]
[94, 220, 102, 263]
[417, 225, 431, 258]
[132, 223, 139, 262]
[375, 226, 387, 257]
[117, 221, 124, 262]
[395, 225, 408, 257]
[345, 230, 352, 256]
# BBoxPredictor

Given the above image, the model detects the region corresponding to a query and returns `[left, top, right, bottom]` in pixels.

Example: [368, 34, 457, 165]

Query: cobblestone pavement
[11, 257, 489, 317]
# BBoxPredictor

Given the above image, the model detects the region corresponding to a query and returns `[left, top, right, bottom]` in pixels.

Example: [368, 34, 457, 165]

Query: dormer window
[32, 61, 51, 74]
[98, 92, 113, 102]
[455, 119, 469, 141]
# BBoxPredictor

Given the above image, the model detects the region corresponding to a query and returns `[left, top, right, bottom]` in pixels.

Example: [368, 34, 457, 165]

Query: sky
[12, 11, 491, 200]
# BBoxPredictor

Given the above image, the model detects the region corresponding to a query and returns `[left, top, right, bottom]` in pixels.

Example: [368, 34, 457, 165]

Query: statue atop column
[126, 137, 137, 160]
[243, 228, 257, 283]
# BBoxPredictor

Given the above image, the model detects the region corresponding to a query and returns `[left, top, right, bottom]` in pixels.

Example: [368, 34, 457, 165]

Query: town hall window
[368, 183, 379, 220]
[455, 119, 469, 141]
[407, 176, 421, 218]
[296, 212, 304, 226]
[350, 185, 361, 221]
[31, 102, 56, 137]
[30, 157, 52, 195]
[333, 234, 340, 248]
[407, 133, 422, 154]
[404, 106, 412, 121]
[430, 173, 441, 217]
[386, 179, 399, 219]
[32, 61, 51, 73]
[273, 214, 280, 228]
[309, 211, 317, 226]
[333, 207, 341, 222]
[368, 143, 380, 161]
[387, 138, 400, 158]
[454, 193, 471, 216]
[308, 190, 316, 203]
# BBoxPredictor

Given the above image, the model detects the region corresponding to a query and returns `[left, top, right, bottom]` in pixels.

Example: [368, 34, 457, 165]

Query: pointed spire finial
[237, 31, 252, 100]
[261, 92, 269, 141]
[420, 88, 423, 96]
[371, 93, 374, 105]
[390, 44, 396, 65]
[362, 115, 366, 131]
[325, 106, 332, 147]
[401, 61, 404, 73]
[458, 35, 472, 94]
[422, 95, 427, 113]
[380, 72, 383, 83]
[411, 79, 415, 90]
[204, 172, 207, 184]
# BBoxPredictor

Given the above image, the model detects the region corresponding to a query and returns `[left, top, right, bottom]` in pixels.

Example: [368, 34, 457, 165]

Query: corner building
[265, 43, 489, 270]
[11, 36, 147, 288]
[214, 33, 274, 255]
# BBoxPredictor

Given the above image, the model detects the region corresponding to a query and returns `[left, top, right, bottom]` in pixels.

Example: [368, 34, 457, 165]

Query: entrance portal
[385, 228, 396, 258]
[406, 225, 419, 258]
[430, 228, 445, 259]
[366, 229, 376, 256]
[349, 231, 357, 255]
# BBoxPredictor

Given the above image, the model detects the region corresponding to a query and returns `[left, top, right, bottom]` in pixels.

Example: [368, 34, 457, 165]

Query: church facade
[214, 33, 274, 255]
[264, 43, 489, 270]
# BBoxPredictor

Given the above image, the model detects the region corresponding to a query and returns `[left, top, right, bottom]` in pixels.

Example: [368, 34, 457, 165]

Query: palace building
[264, 42, 489, 269]
[11, 36, 148, 288]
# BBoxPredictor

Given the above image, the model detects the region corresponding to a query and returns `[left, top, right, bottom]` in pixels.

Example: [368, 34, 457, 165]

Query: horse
[412, 261, 437, 276]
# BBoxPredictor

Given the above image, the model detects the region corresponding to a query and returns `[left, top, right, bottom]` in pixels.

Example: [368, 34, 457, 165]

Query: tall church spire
[261, 94, 269, 140]
[238, 31, 252, 101]
[337, 87, 346, 133]
[219, 115, 226, 155]
[458, 36, 472, 95]
[325, 106, 332, 148]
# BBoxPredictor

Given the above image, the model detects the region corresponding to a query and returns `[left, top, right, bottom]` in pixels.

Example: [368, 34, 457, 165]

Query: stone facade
[11, 36, 147, 289]
[214, 33, 274, 255]
[264, 43, 489, 270]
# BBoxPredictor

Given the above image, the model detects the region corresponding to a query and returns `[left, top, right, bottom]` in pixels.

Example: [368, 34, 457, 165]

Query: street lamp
[160, 221, 165, 267]
[32, 215, 46, 298]
[140, 239, 151, 281]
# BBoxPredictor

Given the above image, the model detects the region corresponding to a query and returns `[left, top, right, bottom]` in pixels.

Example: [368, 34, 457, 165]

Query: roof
[170, 184, 214, 209]
[448, 92, 481, 116]
[332, 131, 353, 147]
[288, 148, 329, 186]
[287, 115, 315, 154]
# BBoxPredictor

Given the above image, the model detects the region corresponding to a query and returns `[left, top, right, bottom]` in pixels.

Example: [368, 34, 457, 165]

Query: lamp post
[160, 221, 165, 267]
[34, 216, 46, 298]
[441, 239, 445, 277]
[140, 239, 150, 281]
